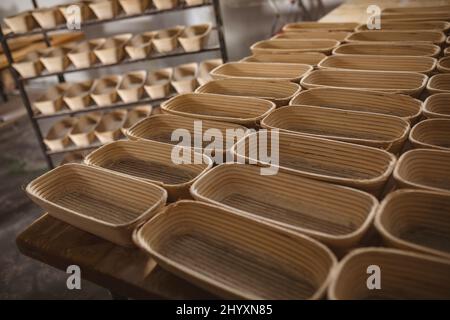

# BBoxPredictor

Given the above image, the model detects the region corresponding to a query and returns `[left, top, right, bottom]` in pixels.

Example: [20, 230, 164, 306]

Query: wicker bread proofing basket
[32, 7, 65, 29]
[85, 140, 212, 201]
[355, 21, 450, 32]
[195, 78, 301, 107]
[160, 93, 275, 128]
[375, 189, 450, 260]
[345, 30, 446, 45]
[381, 5, 450, 14]
[409, 119, 450, 151]
[250, 39, 340, 55]
[177, 23, 212, 52]
[427, 74, 450, 94]
[272, 31, 350, 41]
[300, 69, 428, 98]
[125, 114, 249, 157]
[210, 62, 313, 82]
[4, 12, 37, 33]
[318, 55, 437, 75]
[332, 43, 441, 57]
[394, 149, 450, 194]
[282, 22, 358, 32]
[289, 87, 423, 124]
[423, 93, 450, 119]
[133, 200, 337, 299]
[262, 105, 410, 154]
[437, 56, 450, 73]
[240, 52, 326, 66]
[63, 80, 93, 111]
[232, 131, 395, 195]
[25, 163, 167, 247]
[191, 163, 379, 250]
[328, 247, 450, 299]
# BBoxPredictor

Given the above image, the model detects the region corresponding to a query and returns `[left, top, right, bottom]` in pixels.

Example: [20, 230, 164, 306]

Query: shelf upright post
[0, 25, 54, 169]
[212, 0, 228, 62]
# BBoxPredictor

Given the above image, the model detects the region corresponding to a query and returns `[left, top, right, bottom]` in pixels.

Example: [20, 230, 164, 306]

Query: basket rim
[133, 199, 338, 300]
[25, 163, 168, 228]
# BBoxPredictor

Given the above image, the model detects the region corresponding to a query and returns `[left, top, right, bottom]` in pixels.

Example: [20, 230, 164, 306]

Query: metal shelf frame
[0, 0, 228, 169]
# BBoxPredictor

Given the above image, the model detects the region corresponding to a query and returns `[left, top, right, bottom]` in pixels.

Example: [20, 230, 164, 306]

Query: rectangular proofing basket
[191, 163, 378, 249]
[375, 189, 450, 260]
[232, 131, 396, 195]
[25, 164, 167, 247]
[282, 22, 358, 32]
[332, 43, 441, 57]
[250, 39, 340, 55]
[210, 62, 313, 82]
[195, 78, 301, 107]
[300, 69, 428, 98]
[125, 114, 249, 156]
[134, 200, 337, 300]
[240, 52, 326, 66]
[328, 248, 450, 300]
[160, 93, 275, 128]
[262, 105, 410, 154]
[84, 140, 212, 201]
[355, 21, 450, 32]
[345, 31, 446, 45]
[289, 87, 423, 124]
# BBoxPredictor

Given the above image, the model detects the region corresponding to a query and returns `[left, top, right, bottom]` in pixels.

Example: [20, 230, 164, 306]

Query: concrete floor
[0, 94, 110, 299]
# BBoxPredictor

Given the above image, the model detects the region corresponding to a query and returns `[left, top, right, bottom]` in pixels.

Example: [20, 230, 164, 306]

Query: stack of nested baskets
[25, 9, 450, 301]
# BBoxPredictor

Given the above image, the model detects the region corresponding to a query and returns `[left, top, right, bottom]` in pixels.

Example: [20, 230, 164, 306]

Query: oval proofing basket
[262, 105, 410, 154]
[85, 140, 212, 201]
[355, 21, 450, 32]
[345, 31, 446, 45]
[241, 52, 325, 66]
[333, 43, 441, 57]
[423, 93, 450, 119]
[427, 74, 450, 94]
[329, 248, 450, 299]
[250, 39, 340, 55]
[25, 163, 167, 247]
[160, 93, 275, 128]
[376, 189, 450, 260]
[282, 22, 358, 32]
[191, 163, 378, 249]
[409, 119, 450, 151]
[134, 200, 337, 299]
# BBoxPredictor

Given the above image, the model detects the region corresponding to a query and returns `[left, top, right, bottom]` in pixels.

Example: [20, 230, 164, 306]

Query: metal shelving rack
[0, 0, 228, 169]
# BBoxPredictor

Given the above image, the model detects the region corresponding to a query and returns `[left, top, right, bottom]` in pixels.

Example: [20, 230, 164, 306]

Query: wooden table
[16, 0, 450, 299]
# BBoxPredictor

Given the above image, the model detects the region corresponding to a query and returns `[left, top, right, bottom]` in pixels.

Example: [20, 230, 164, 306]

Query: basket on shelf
[300, 69, 428, 98]
[196, 78, 301, 107]
[318, 55, 437, 75]
[152, 26, 184, 53]
[121, 105, 152, 134]
[91, 75, 121, 106]
[4, 12, 37, 33]
[185, 0, 205, 5]
[394, 149, 450, 194]
[94, 110, 127, 143]
[232, 131, 396, 195]
[68, 113, 101, 147]
[328, 248, 450, 299]
[333, 43, 441, 57]
[31, 7, 65, 29]
[197, 58, 223, 86]
[423, 93, 450, 119]
[376, 189, 450, 260]
[409, 119, 450, 151]
[171, 62, 198, 94]
[178, 23, 212, 52]
[262, 105, 410, 154]
[118, 0, 150, 15]
[427, 73, 450, 94]
[59, 1, 94, 22]
[89, 0, 120, 20]
[144, 67, 173, 99]
[85, 140, 212, 201]
[134, 200, 337, 299]
[250, 39, 340, 55]
[161, 93, 275, 127]
[44, 118, 76, 151]
[125, 32, 154, 60]
[272, 31, 350, 41]
[437, 56, 450, 73]
[153, 0, 179, 10]
[67, 39, 103, 68]
[25, 163, 167, 247]
[240, 52, 325, 66]
[282, 22, 358, 32]
[345, 31, 446, 45]
[39, 47, 71, 73]
[117, 70, 146, 102]
[210, 62, 313, 82]
[289, 87, 422, 124]
[63, 80, 94, 111]
[191, 163, 378, 250]
[33, 85, 67, 115]
[126, 113, 249, 156]
[12, 52, 44, 78]
[94, 33, 132, 65]
[355, 21, 450, 32]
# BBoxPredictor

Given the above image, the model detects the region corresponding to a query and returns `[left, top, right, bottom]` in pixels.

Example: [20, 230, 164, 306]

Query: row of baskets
[4, 0, 209, 33]
[44, 105, 151, 151]
[12, 24, 213, 78]
[33, 58, 222, 115]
